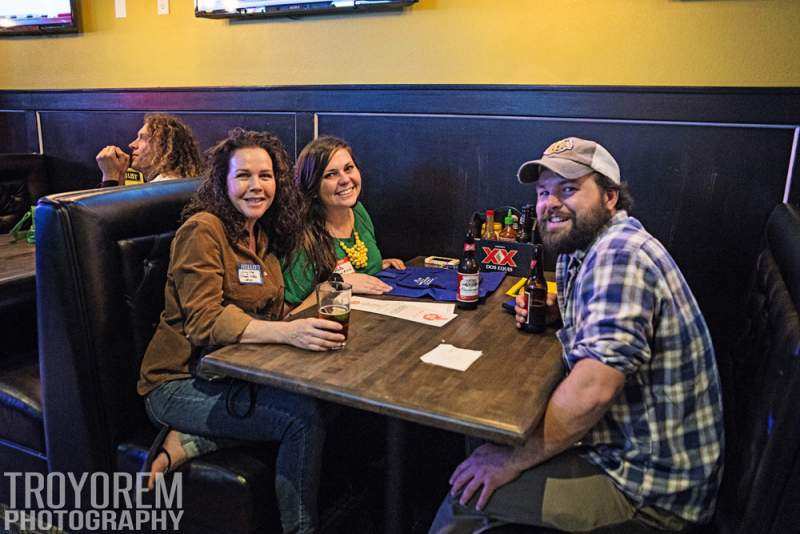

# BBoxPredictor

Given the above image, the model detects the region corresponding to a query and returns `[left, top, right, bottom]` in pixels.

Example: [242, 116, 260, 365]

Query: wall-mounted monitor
[196, 0, 418, 20]
[0, 0, 78, 36]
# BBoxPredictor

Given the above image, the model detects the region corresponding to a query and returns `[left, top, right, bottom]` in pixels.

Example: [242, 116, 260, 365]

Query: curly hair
[291, 136, 359, 284]
[182, 128, 304, 260]
[594, 172, 634, 213]
[142, 113, 204, 180]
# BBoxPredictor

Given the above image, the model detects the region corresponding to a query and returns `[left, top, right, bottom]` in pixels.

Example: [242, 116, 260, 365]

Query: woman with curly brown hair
[96, 113, 204, 186]
[138, 129, 344, 534]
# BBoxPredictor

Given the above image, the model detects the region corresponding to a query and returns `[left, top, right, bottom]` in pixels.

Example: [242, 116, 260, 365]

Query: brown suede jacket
[138, 211, 284, 395]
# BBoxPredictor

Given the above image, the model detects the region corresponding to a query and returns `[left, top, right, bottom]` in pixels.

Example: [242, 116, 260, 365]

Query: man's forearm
[510, 358, 623, 470]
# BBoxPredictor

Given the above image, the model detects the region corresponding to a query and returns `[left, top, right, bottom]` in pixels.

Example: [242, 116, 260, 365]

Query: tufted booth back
[715, 203, 800, 533]
[118, 232, 176, 359]
[35, 179, 198, 476]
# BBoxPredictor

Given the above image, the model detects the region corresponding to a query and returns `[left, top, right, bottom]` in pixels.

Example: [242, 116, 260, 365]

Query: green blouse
[282, 202, 384, 305]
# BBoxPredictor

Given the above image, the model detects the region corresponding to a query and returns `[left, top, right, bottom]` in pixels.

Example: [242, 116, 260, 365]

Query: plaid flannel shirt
[555, 211, 724, 524]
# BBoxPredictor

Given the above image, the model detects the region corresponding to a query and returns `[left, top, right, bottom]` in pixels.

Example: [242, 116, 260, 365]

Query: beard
[540, 203, 613, 256]
[132, 153, 154, 177]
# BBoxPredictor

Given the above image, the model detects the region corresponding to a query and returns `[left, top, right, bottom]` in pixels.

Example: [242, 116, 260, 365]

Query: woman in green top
[284, 136, 405, 305]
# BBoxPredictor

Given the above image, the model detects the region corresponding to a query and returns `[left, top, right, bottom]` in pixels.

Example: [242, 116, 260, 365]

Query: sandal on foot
[144, 425, 173, 484]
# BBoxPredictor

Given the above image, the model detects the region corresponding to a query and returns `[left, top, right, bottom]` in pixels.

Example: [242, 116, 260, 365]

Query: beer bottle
[518, 204, 534, 243]
[522, 244, 547, 333]
[471, 212, 484, 241]
[531, 216, 542, 245]
[457, 227, 480, 310]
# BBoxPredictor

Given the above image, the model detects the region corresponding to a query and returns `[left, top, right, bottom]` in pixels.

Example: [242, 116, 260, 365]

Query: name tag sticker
[333, 257, 356, 275]
[124, 168, 145, 186]
[237, 263, 264, 285]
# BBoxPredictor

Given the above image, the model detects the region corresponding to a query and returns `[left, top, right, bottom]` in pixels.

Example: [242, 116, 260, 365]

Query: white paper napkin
[420, 344, 482, 371]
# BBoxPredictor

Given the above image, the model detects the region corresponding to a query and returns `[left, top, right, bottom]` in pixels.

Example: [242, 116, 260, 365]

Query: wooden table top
[0, 233, 36, 286]
[201, 271, 564, 446]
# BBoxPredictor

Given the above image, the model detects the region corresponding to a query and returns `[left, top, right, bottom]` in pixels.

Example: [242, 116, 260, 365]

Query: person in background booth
[430, 137, 724, 533]
[95, 113, 204, 187]
[138, 129, 345, 534]
[283, 135, 405, 306]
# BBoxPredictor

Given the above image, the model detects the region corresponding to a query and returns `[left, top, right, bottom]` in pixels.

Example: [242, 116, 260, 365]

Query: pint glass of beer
[316, 280, 352, 346]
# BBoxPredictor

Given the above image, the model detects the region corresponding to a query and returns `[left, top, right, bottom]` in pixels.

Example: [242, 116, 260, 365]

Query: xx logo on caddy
[481, 247, 518, 267]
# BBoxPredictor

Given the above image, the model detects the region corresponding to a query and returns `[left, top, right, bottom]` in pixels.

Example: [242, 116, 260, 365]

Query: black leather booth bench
[713, 203, 800, 533]
[34, 180, 281, 533]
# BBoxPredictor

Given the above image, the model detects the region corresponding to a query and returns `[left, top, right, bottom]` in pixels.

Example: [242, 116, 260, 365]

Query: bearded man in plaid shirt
[430, 138, 724, 533]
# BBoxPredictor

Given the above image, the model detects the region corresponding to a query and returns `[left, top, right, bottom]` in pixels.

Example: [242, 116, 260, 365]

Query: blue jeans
[145, 378, 326, 534]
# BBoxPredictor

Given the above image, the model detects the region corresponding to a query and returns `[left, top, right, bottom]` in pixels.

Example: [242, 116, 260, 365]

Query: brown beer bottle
[457, 227, 480, 310]
[531, 215, 543, 245]
[517, 204, 534, 243]
[522, 244, 547, 333]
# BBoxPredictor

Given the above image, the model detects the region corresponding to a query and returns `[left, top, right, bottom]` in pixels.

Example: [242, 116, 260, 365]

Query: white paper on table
[389, 300, 455, 314]
[350, 297, 457, 327]
[420, 344, 483, 372]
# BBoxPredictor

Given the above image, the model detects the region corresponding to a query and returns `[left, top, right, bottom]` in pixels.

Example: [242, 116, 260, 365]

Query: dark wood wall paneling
[0, 110, 37, 153]
[2, 86, 800, 124]
[1, 85, 799, 361]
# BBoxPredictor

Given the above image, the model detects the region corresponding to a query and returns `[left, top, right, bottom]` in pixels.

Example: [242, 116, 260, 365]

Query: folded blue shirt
[376, 267, 505, 301]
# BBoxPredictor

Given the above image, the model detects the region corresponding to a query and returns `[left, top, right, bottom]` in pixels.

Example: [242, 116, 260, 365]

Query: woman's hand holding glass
[240, 315, 345, 351]
[284, 318, 347, 351]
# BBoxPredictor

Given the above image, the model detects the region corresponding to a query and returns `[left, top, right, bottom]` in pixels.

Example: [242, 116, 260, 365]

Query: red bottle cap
[485, 209, 494, 217]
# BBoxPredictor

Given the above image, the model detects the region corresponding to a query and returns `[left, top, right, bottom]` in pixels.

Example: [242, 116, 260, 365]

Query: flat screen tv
[0, 0, 78, 36]
[195, 0, 418, 19]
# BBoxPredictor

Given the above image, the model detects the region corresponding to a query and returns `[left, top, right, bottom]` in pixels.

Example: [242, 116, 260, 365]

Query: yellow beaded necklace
[339, 231, 369, 269]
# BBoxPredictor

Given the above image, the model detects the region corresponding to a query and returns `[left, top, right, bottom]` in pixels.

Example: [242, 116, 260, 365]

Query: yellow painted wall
[1, 0, 799, 90]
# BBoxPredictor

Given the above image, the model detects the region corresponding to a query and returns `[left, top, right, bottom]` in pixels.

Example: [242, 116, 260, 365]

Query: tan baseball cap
[517, 137, 620, 185]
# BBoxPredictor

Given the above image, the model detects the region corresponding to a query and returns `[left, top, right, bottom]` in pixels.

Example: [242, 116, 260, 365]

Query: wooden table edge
[200, 355, 535, 447]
